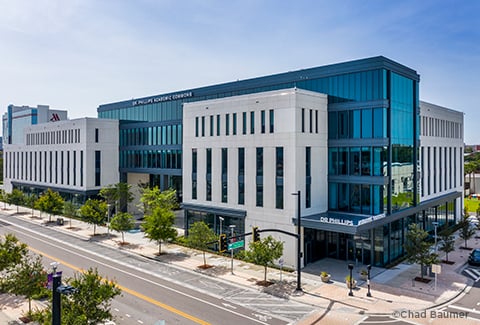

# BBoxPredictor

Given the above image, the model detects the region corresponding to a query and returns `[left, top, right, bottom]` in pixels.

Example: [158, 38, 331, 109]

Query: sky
[0, 0, 479, 142]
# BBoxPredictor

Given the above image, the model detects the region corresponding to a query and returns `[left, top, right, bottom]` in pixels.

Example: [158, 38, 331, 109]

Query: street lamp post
[366, 264, 372, 297]
[348, 263, 354, 296]
[229, 224, 236, 274]
[50, 262, 61, 325]
[432, 221, 439, 254]
[107, 204, 111, 238]
[291, 190, 302, 293]
[432, 221, 439, 290]
[219, 217, 224, 235]
[52, 273, 62, 325]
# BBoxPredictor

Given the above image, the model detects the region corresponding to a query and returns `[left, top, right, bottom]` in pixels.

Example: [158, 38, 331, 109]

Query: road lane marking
[4, 221, 273, 324]
[448, 304, 480, 315]
[29, 247, 211, 325]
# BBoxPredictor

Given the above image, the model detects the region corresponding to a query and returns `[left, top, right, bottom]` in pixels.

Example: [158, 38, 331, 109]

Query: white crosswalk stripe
[463, 267, 480, 281]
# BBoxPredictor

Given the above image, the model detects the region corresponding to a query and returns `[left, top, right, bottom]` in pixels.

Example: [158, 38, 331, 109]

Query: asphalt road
[0, 214, 317, 325]
[442, 273, 480, 322]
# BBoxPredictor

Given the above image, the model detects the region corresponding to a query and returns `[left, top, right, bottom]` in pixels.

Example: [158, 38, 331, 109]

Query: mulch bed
[197, 264, 214, 270]
[414, 277, 431, 283]
[256, 280, 274, 287]
[442, 260, 455, 265]
[19, 316, 32, 323]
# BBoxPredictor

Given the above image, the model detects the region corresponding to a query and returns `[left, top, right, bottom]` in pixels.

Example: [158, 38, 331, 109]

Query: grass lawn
[465, 198, 480, 213]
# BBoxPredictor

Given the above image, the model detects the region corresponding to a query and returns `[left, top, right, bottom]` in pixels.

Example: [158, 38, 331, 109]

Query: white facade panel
[419, 101, 464, 216]
[183, 88, 328, 267]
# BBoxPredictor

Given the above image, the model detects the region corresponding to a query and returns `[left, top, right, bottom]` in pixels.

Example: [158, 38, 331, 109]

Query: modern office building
[2, 104, 68, 145]
[3, 117, 119, 202]
[95, 56, 462, 267]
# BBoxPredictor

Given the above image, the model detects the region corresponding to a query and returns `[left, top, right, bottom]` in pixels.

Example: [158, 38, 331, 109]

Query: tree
[5, 254, 47, 315]
[0, 189, 7, 209]
[63, 201, 78, 229]
[99, 182, 134, 214]
[404, 223, 438, 280]
[33, 268, 121, 325]
[79, 199, 107, 236]
[459, 215, 476, 249]
[439, 233, 455, 263]
[35, 189, 65, 223]
[186, 221, 217, 268]
[465, 161, 476, 194]
[99, 185, 117, 214]
[7, 189, 26, 213]
[110, 212, 135, 244]
[63, 268, 121, 324]
[25, 193, 38, 217]
[142, 207, 177, 255]
[139, 187, 178, 215]
[245, 235, 284, 283]
[0, 233, 28, 273]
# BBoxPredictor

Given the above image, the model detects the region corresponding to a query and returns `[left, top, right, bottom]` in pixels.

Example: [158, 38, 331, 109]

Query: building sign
[318, 213, 386, 227]
[49, 113, 61, 122]
[357, 213, 386, 226]
[319, 216, 354, 226]
[132, 91, 194, 106]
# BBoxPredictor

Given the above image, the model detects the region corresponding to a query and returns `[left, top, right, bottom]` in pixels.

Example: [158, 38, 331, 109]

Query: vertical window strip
[256, 147, 263, 207]
[206, 148, 212, 201]
[269, 109, 274, 133]
[250, 111, 255, 134]
[192, 148, 197, 199]
[242, 112, 247, 135]
[301, 108, 305, 133]
[238, 148, 245, 205]
[233, 113, 237, 135]
[222, 148, 228, 202]
[306, 147, 311, 208]
[226, 114, 230, 136]
[276, 147, 284, 209]
[261, 110, 265, 134]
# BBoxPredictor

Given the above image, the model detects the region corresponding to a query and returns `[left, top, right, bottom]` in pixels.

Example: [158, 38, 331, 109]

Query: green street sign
[228, 240, 244, 250]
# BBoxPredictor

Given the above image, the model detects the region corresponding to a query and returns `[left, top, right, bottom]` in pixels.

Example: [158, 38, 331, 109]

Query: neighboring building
[93, 56, 463, 267]
[465, 144, 480, 153]
[3, 117, 119, 202]
[419, 101, 464, 202]
[2, 104, 68, 145]
[465, 174, 480, 197]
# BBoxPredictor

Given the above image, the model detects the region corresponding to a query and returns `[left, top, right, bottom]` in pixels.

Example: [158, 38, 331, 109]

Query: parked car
[468, 249, 480, 266]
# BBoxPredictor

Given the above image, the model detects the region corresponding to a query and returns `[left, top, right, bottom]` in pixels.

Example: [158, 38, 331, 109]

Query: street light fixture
[219, 217, 224, 235]
[50, 261, 59, 274]
[291, 190, 302, 293]
[348, 263, 354, 296]
[50, 262, 75, 325]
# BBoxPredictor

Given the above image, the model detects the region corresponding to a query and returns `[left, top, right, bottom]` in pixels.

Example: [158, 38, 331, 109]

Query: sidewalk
[1, 206, 478, 325]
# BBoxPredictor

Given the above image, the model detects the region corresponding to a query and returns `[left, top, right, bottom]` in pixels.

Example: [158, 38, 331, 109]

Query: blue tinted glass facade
[98, 56, 426, 267]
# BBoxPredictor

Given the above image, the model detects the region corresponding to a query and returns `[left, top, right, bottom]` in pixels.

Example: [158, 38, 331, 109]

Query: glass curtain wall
[390, 72, 416, 212]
